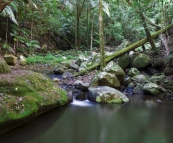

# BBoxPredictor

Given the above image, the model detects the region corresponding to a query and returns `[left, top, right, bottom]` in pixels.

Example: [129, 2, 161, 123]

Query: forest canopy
[0, 0, 172, 54]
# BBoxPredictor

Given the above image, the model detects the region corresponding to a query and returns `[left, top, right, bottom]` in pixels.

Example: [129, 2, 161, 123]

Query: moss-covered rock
[87, 86, 129, 103]
[114, 55, 130, 70]
[4, 54, 17, 65]
[133, 83, 143, 94]
[103, 61, 125, 82]
[0, 70, 68, 135]
[19, 55, 26, 66]
[132, 74, 149, 83]
[143, 82, 165, 96]
[164, 68, 173, 76]
[75, 54, 88, 66]
[131, 53, 151, 69]
[122, 77, 132, 86]
[128, 67, 140, 77]
[0, 58, 11, 74]
[149, 74, 166, 84]
[92, 72, 120, 88]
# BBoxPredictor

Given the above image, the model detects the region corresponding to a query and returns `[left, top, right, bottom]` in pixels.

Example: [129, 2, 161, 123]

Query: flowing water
[0, 98, 173, 143]
[1, 74, 173, 143]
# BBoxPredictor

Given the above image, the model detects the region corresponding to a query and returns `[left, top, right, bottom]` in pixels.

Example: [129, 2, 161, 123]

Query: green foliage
[1, 0, 173, 53]
[26, 53, 74, 64]
[26, 50, 90, 65]
[105, 22, 124, 44]
[25, 40, 40, 52]
[0, 5, 18, 25]
[2, 43, 10, 53]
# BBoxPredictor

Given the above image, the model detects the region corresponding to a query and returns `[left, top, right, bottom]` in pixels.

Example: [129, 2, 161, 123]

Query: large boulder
[0, 58, 11, 74]
[114, 55, 130, 70]
[87, 86, 129, 103]
[103, 61, 125, 82]
[131, 53, 151, 69]
[4, 54, 17, 65]
[0, 70, 69, 135]
[143, 82, 165, 96]
[92, 72, 120, 88]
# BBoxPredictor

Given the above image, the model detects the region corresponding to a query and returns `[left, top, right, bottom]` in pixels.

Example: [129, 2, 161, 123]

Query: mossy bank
[0, 70, 69, 135]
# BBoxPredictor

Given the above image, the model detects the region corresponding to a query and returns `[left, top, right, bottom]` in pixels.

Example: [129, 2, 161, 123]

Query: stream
[0, 99, 173, 143]
[0, 74, 173, 143]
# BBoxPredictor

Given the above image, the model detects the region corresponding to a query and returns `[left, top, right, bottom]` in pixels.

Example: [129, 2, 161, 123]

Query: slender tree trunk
[87, 7, 89, 47]
[75, 4, 81, 50]
[139, 12, 157, 51]
[16, 31, 19, 54]
[76, 4, 80, 50]
[99, 0, 106, 71]
[75, 4, 78, 49]
[77, 15, 80, 49]
[5, 17, 8, 43]
[31, 13, 33, 40]
[90, 13, 94, 51]
[75, 0, 86, 50]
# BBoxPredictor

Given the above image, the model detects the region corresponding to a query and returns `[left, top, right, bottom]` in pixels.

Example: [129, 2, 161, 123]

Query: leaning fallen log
[74, 23, 173, 76]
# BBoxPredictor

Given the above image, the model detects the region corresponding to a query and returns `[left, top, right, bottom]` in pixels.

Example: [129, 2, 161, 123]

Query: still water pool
[0, 99, 173, 143]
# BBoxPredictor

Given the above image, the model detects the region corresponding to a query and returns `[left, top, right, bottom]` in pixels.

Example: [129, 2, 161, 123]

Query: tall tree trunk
[99, 0, 106, 71]
[5, 17, 8, 43]
[76, 4, 80, 50]
[86, 6, 89, 47]
[75, 0, 86, 50]
[31, 13, 33, 40]
[75, 3, 78, 49]
[90, 13, 94, 51]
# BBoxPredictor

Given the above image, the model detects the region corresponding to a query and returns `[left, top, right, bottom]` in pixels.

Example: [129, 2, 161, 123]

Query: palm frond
[0, 5, 18, 25]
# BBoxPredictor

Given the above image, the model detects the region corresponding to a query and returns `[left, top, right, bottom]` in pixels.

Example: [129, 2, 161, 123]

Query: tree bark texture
[99, 0, 106, 71]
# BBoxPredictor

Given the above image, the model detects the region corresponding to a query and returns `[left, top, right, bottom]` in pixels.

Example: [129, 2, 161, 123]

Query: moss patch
[0, 70, 68, 135]
[96, 94, 123, 104]
[0, 59, 11, 74]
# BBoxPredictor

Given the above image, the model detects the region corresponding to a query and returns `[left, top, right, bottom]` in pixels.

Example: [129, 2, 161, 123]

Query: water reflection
[0, 101, 173, 143]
